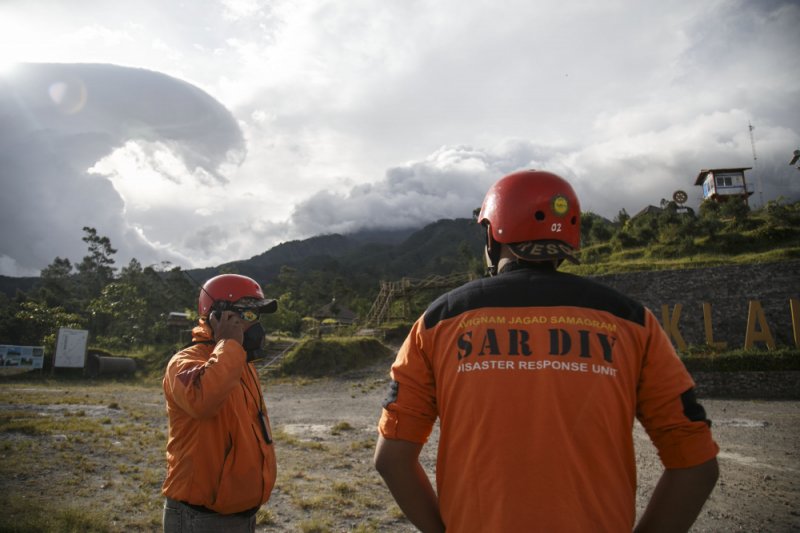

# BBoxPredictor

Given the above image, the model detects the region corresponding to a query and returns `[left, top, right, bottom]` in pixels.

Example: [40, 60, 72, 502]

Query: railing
[362, 272, 474, 327]
[258, 339, 298, 375]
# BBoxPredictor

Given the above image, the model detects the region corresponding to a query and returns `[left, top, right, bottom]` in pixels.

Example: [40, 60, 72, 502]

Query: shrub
[681, 347, 800, 372]
[704, 232, 751, 254]
[381, 321, 414, 345]
[748, 224, 797, 243]
[278, 337, 392, 377]
[580, 243, 613, 264]
[647, 235, 696, 259]
[611, 231, 641, 250]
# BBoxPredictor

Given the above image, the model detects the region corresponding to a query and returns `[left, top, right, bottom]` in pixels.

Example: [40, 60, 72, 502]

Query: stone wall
[691, 371, 800, 400]
[589, 260, 800, 350]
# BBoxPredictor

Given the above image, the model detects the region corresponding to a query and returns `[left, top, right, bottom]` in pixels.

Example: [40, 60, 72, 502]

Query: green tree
[87, 281, 149, 346]
[77, 227, 117, 299]
[459, 241, 483, 278]
[656, 201, 696, 244]
[160, 266, 198, 316]
[698, 201, 723, 238]
[41, 256, 73, 278]
[262, 293, 303, 336]
[581, 212, 613, 246]
[13, 300, 86, 349]
[613, 211, 657, 249]
[764, 198, 789, 227]
[0, 293, 16, 344]
[719, 199, 750, 230]
[38, 257, 75, 308]
[87, 260, 197, 347]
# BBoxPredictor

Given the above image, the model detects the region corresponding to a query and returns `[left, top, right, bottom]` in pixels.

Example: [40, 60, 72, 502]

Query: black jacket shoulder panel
[422, 269, 645, 330]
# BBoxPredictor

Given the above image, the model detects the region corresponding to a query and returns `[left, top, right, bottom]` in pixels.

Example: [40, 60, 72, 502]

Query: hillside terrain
[0, 198, 797, 351]
[0, 201, 797, 531]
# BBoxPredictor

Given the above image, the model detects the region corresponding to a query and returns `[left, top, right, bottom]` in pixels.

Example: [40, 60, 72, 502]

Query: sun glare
[0, 60, 19, 76]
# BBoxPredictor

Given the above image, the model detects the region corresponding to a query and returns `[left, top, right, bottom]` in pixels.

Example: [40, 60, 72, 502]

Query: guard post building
[694, 167, 755, 205]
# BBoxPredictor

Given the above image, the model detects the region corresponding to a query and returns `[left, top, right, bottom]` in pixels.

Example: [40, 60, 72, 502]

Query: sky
[1, 0, 798, 277]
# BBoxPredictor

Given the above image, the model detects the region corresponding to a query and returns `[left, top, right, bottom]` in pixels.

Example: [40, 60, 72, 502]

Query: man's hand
[209, 311, 245, 346]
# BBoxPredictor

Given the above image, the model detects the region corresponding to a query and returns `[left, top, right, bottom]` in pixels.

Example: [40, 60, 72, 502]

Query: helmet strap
[483, 225, 501, 277]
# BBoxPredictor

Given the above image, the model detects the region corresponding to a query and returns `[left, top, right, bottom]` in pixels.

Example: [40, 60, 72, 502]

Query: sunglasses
[234, 309, 260, 322]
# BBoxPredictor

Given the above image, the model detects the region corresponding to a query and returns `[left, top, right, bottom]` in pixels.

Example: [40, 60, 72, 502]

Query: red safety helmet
[478, 169, 581, 265]
[198, 274, 277, 317]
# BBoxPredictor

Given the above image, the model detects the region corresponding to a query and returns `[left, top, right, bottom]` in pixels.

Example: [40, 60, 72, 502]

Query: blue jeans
[163, 497, 257, 533]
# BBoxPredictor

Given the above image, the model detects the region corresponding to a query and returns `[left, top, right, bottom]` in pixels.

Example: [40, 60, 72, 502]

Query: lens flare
[48, 78, 88, 114]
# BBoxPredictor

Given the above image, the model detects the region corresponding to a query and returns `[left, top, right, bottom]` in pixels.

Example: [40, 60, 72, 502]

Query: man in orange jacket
[374, 170, 719, 532]
[162, 274, 278, 533]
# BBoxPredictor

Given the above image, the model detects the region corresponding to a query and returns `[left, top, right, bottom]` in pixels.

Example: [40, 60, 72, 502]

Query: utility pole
[749, 121, 763, 206]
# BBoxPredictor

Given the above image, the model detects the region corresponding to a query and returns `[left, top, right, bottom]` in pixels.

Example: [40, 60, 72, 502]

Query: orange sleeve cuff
[378, 408, 433, 444]
[653, 421, 720, 469]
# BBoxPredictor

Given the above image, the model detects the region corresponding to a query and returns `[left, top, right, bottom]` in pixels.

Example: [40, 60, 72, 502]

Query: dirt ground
[0, 361, 798, 532]
[264, 362, 800, 532]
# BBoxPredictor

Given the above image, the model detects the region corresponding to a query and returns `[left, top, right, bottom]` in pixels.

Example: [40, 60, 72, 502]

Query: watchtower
[694, 167, 755, 206]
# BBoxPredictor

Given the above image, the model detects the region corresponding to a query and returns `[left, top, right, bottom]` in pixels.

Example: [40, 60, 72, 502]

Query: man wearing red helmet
[374, 170, 719, 532]
[162, 274, 278, 532]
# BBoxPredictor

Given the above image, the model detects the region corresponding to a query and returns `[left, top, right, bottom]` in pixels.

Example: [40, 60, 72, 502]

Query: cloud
[0, 0, 799, 277]
[289, 113, 800, 236]
[241, 0, 800, 231]
[288, 141, 561, 236]
[0, 62, 244, 276]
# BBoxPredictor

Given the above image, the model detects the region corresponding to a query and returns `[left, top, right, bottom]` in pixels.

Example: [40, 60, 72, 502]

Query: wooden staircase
[256, 339, 298, 375]
[362, 272, 474, 327]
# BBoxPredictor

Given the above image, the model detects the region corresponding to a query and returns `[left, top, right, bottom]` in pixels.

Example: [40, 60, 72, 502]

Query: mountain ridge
[0, 219, 480, 297]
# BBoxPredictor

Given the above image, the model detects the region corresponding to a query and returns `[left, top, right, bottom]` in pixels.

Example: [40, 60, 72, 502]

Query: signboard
[54, 328, 89, 368]
[0, 345, 44, 369]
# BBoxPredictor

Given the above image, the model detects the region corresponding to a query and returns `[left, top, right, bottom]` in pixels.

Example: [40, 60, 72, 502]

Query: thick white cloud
[0, 0, 798, 276]
[0, 63, 245, 275]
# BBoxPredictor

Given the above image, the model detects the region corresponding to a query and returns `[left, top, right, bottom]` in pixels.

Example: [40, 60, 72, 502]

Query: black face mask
[242, 322, 266, 362]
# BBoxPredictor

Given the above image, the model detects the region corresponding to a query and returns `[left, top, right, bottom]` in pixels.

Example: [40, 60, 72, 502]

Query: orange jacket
[380, 266, 718, 532]
[162, 322, 276, 514]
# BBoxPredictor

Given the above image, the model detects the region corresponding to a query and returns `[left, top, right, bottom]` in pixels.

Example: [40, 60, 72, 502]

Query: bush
[681, 347, 800, 372]
[646, 236, 696, 259]
[704, 232, 752, 254]
[580, 243, 613, 264]
[763, 198, 800, 227]
[748, 224, 798, 243]
[278, 337, 392, 377]
[381, 321, 414, 345]
[611, 231, 641, 250]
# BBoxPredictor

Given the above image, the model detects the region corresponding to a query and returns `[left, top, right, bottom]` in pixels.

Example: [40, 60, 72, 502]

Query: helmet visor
[232, 296, 278, 314]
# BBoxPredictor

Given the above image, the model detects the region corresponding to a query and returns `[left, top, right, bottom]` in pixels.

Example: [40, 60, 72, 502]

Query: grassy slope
[541, 206, 800, 366]
[565, 245, 800, 276]
[278, 337, 393, 377]
[566, 201, 800, 275]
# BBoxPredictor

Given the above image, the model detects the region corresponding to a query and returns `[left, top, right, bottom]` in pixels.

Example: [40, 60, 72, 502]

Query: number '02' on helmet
[198, 274, 278, 317]
[478, 170, 581, 264]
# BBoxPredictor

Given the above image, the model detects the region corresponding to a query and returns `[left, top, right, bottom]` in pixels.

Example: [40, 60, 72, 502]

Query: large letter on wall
[791, 298, 800, 349]
[744, 300, 776, 350]
[702, 302, 728, 349]
[661, 304, 687, 351]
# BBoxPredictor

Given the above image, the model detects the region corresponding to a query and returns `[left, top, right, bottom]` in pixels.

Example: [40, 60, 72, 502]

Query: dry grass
[2, 365, 799, 532]
[0, 374, 417, 533]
